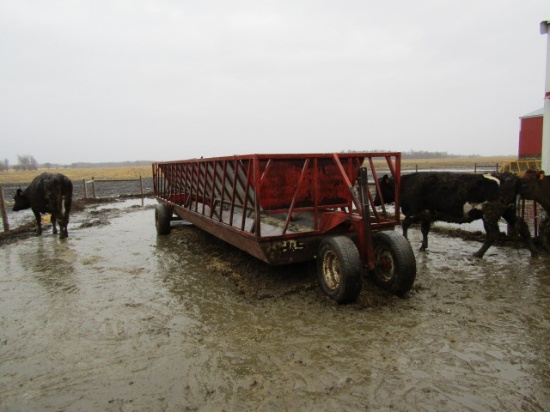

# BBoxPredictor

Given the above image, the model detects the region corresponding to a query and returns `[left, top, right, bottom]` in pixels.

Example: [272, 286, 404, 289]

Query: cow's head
[518, 169, 550, 212]
[374, 174, 396, 206]
[13, 189, 31, 211]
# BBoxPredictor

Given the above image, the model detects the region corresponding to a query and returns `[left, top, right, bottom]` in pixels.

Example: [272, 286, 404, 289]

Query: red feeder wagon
[152, 152, 416, 304]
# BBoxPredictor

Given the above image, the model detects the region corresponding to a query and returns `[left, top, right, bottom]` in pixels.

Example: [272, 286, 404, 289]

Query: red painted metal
[519, 115, 543, 159]
[153, 152, 401, 268]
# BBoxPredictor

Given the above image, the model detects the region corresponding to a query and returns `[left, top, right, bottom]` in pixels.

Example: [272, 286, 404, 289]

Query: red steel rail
[153, 152, 401, 267]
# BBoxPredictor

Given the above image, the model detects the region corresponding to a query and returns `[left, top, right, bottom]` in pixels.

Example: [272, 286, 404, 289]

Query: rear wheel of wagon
[370, 231, 416, 295]
[317, 236, 363, 304]
[155, 204, 172, 235]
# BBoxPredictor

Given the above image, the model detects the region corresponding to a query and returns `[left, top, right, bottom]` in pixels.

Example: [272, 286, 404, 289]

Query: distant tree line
[2, 150, 487, 172]
[343, 149, 482, 159]
[0, 156, 153, 172]
[0, 155, 40, 171]
[0, 155, 39, 171]
[401, 150, 481, 159]
[68, 160, 153, 168]
[0, 158, 8, 172]
[16, 155, 39, 170]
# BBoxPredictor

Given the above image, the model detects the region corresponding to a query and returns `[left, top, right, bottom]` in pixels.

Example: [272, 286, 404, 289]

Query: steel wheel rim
[374, 247, 395, 282]
[322, 250, 341, 290]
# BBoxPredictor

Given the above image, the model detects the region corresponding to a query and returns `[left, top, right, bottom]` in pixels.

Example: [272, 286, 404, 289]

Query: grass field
[0, 156, 519, 185]
[401, 156, 516, 171]
[0, 166, 153, 185]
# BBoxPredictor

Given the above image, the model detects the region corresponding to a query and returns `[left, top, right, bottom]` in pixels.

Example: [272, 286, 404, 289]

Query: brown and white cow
[518, 170, 549, 210]
[374, 172, 538, 258]
[13, 173, 73, 239]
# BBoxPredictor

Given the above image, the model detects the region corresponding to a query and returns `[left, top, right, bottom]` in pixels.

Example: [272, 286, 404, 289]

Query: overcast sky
[1, 1, 549, 165]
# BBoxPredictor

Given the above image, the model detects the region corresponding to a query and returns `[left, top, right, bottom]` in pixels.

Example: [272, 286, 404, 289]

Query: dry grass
[0, 156, 519, 185]
[0, 166, 153, 185]
[400, 156, 515, 171]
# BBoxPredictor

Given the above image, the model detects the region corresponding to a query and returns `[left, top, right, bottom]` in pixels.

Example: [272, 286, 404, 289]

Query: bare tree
[29, 155, 38, 170]
[16, 154, 39, 170]
[16, 155, 26, 170]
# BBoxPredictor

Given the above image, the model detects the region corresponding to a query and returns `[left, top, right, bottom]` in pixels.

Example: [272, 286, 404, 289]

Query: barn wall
[518, 115, 543, 159]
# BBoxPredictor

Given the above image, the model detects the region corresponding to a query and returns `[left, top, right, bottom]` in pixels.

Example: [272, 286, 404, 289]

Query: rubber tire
[317, 236, 363, 304]
[370, 231, 416, 295]
[155, 204, 172, 235]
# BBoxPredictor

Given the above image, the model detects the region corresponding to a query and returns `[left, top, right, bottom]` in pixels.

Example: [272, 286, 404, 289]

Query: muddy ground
[1, 195, 550, 411]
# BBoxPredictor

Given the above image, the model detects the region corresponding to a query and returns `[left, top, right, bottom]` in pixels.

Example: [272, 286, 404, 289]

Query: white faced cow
[374, 172, 538, 258]
[13, 173, 73, 239]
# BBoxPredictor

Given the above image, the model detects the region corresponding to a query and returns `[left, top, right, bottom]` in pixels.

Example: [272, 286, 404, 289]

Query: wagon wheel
[317, 236, 363, 304]
[155, 204, 172, 235]
[370, 231, 416, 295]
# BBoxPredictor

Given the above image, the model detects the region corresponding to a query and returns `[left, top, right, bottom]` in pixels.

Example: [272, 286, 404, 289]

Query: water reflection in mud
[0, 206, 549, 411]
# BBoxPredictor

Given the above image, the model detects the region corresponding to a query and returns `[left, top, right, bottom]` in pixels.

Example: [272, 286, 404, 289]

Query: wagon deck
[153, 152, 416, 303]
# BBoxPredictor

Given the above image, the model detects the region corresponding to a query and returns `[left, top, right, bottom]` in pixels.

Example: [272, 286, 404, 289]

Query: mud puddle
[1, 203, 550, 411]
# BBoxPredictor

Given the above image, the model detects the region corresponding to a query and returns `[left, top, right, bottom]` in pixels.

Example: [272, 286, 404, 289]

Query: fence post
[139, 176, 144, 198]
[92, 177, 97, 198]
[0, 187, 9, 232]
[82, 179, 88, 199]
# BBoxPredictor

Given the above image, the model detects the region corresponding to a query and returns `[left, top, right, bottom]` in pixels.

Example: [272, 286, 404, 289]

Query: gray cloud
[1, 0, 548, 164]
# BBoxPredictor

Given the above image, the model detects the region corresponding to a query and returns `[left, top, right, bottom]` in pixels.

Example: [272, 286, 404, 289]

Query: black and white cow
[374, 172, 538, 258]
[13, 173, 73, 239]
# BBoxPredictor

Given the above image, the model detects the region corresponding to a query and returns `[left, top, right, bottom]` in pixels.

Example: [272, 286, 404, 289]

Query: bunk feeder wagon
[152, 152, 416, 304]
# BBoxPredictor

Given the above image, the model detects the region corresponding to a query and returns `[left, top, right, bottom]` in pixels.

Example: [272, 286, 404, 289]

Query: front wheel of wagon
[370, 231, 416, 295]
[317, 236, 363, 304]
[155, 204, 172, 235]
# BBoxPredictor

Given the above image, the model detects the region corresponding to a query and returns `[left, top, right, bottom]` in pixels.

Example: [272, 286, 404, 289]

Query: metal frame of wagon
[152, 152, 415, 303]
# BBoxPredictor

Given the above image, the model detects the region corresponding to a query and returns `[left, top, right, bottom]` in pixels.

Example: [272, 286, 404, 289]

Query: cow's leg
[517, 218, 538, 258]
[62, 196, 71, 239]
[403, 215, 429, 251]
[419, 220, 430, 250]
[474, 218, 499, 258]
[503, 211, 538, 258]
[539, 218, 550, 252]
[53, 212, 68, 239]
[59, 217, 68, 239]
[51, 214, 58, 234]
[402, 216, 412, 239]
[59, 226, 67, 239]
[32, 210, 42, 235]
[50, 195, 61, 236]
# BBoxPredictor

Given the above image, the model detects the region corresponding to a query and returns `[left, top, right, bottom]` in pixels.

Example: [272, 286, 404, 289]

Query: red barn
[518, 108, 543, 159]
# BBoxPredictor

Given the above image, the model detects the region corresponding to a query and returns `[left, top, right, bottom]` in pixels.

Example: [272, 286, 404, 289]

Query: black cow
[374, 172, 538, 258]
[13, 173, 73, 239]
